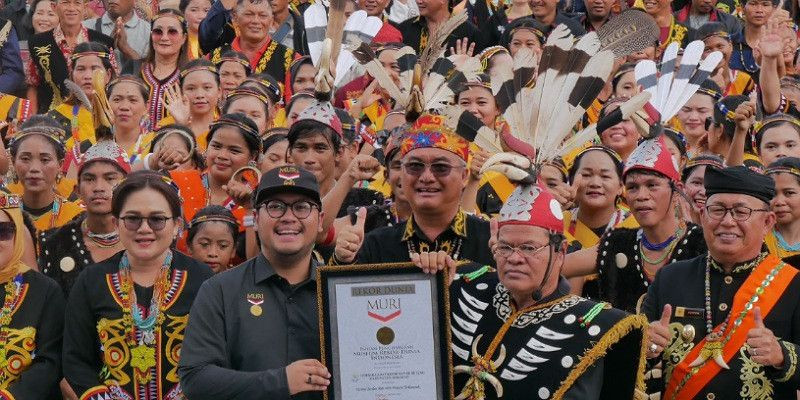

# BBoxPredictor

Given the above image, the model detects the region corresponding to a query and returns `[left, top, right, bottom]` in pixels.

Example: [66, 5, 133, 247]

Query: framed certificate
[317, 262, 454, 400]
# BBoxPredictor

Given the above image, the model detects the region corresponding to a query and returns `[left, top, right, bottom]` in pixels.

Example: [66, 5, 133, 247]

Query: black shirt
[354, 210, 495, 267]
[393, 16, 488, 55]
[178, 254, 322, 400]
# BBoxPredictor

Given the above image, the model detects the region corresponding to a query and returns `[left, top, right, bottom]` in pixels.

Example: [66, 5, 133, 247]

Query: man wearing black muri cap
[642, 166, 800, 398]
[179, 165, 330, 400]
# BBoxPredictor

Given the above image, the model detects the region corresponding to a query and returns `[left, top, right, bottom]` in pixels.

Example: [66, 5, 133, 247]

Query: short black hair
[713, 95, 749, 139]
[72, 42, 116, 80]
[207, 113, 262, 158]
[287, 119, 343, 153]
[755, 114, 800, 150]
[179, 0, 211, 13]
[568, 146, 623, 184]
[697, 22, 731, 42]
[180, 59, 220, 86]
[111, 171, 183, 219]
[187, 205, 238, 244]
[107, 74, 150, 102]
[150, 124, 206, 170]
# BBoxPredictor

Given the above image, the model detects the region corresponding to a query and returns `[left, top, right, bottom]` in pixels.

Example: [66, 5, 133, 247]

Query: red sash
[664, 254, 797, 400]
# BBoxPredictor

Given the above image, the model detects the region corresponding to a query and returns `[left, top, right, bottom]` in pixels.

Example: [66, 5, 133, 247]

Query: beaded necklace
[774, 229, 800, 253]
[703, 253, 767, 339]
[637, 226, 684, 265]
[118, 251, 173, 383]
[82, 219, 120, 248]
[0, 275, 23, 369]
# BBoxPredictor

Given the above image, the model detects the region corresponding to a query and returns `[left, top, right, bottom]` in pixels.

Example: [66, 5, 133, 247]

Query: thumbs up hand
[747, 307, 784, 367]
[647, 304, 673, 359]
[334, 207, 367, 263]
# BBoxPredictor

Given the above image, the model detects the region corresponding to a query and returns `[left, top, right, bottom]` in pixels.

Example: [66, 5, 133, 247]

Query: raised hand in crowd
[334, 206, 367, 263]
[746, 307, 785, 368]
[164, 82, 191, 125]
[726, 100, 756, 166]
[449, 38, 476, 69]
[647, 304, 673, 359]
[149, 141, 190, 170]
[113, 17, 139, 61]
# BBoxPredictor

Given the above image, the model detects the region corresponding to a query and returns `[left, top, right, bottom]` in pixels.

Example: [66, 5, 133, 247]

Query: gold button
[719, 303, 728, 312]
[724, 276, 733, 284]
[707, 393, 715, 400]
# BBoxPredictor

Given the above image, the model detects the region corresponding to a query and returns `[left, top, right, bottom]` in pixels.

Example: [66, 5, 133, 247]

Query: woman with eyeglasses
[0, 190, 65, 398]
[765, 157, 800, 259]
[8, 116, 83, 232]
[168, 113, 260, 254]
[141, 9, 189, 130]
[160, 59, 221, 151]
[63, 171, 213, 400]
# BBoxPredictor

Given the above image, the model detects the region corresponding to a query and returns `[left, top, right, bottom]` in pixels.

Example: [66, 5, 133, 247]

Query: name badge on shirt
[674, 306, 704, 319]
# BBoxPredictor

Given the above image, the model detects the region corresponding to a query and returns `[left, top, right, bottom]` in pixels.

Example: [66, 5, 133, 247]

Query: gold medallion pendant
[250, 304, 263, 316]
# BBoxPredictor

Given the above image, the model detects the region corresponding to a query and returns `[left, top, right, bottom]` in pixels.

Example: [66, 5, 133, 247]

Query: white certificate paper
[331, 279, 440, 399]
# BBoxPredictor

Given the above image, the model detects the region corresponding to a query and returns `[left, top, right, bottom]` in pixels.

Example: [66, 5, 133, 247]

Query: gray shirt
[83, 13, 150, 70]
[178, 254, 322, 400]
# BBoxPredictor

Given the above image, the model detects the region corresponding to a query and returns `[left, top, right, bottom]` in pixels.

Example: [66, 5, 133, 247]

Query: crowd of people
[0, 0, 799, 397]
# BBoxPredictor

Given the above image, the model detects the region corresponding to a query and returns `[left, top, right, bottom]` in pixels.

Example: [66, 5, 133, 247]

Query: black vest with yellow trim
[450, 273, 647, 399]
[28, 29, 114, 113]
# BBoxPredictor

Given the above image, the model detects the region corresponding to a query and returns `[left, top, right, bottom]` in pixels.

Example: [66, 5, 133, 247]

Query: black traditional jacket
[450, 274, 647, 399]
[63, 251, 212, 400]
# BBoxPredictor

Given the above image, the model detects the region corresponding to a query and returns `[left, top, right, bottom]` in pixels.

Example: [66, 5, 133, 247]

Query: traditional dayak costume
[642, 166, 800, 398]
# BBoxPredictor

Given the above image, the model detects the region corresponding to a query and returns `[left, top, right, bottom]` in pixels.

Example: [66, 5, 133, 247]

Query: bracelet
[143, 153, 153, 170]
[322, 226, 336, 246]
[243, 215, 255, 228]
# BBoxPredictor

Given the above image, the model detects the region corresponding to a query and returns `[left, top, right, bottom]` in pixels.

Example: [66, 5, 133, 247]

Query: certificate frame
[317, 262, 454, 400]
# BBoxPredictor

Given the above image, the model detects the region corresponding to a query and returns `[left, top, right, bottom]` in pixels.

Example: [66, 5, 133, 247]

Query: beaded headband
[701, 30, 731, 41]
[216, 56, 251, 72]
[575, 145, 623, 165]
[13, 126, 67, 147]
[478, 46, 509, 71]
[70, 51, 111, 63]
[153, 11, 186, 25]
[696, 87, 722, 101]
[226, 88, 272, 107]
[685, 155, 724, 171]
[210, 117, 262, 152]
[246, 77, 281, 100]
[180, 65, 218, 79]
[158, 174, 182, 199]
[107, 76, 148, 94]
[765, 165, 800, 178]
[154, 128, 197, 158]
[752, 114, 800, 154]
[510, 26, 545, 41]
[716, 101, 737, 122]
[189, 214, 238, 228]
[0, 193, 21, 210]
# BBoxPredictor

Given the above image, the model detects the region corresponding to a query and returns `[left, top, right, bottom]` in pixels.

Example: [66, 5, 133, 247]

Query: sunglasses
[402, 161, 461, 177]
[119, 215, 174, 231]
[0, 222, 14, 241]
[151, 27, 181, 38]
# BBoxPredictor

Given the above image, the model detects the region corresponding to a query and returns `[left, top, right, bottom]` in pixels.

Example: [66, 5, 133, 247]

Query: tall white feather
[661, 40, 704, 121]
[635, 60, 658, 103]
[304, 2, 327, 65]
[662, 51, 723, 122]
[530, 25, 574, 152]
[655, 42, 679, 113]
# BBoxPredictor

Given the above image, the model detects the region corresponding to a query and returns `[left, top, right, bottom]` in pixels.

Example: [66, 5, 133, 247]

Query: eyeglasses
[704, 205, 769, 222]
[151, 27, 181, 38]
[493, 242, 549, 258]
[402, 161, 462, 177]
[119, 215, 174, 231]
[0, 222, 15, 241]
[261, 200, 319, 219]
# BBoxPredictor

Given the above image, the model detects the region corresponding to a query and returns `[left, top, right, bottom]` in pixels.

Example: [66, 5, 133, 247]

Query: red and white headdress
[499, 183, 564, 233]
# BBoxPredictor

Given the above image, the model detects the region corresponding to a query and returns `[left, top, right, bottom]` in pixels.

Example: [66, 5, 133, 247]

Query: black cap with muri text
[253, 165, 321, 207]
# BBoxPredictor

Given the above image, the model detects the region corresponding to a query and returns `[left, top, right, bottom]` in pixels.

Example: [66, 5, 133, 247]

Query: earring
[56, 173, 63, 184]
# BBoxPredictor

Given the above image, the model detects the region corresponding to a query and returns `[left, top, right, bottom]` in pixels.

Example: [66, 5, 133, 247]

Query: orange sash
[664, 254, 798, 399]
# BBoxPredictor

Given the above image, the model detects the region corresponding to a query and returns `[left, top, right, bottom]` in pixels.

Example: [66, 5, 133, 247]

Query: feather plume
[661, 40, 703, 119]
[418, 11, 467, 75]
[597, 9, 659, 58]
[635, 59, 658, 105]
[663, 51, 723, 121]
[351, 42, 405, 102]
[326, 0, 347, 67]
[494, 47, 537, 113]
[527, 25, 573, 149]
[303, 2, 328, 65]
[64, 80, 92, 111]
[396, 46, 418, 98]
[655, 42, 679, 113]
[443, 107, 503, 154]
[91, 71, 113, 141]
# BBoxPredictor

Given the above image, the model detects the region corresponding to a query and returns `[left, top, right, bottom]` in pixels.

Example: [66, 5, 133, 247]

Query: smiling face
[188, 221, 235, 272]
[79, 161, 126, 215]
[184, 0, 211, 32]
[417, 0, 447, 17]
[13, 135, 62, 196]
[770, 172, 800, 226]
[109, 81, 147, 131]
[55, 0, 83, 28]
[116, 187, 180, 263]
[677, 94, 715, 145]
[529, 0, 557, 20]
[457, 85, 499, 128]
[206, 126, 255, 184]
[235, 0, 273, 44]
[151, 15, 187, 58]
[401, 147, 468, 214]
[613, 70, 639, 98]
[643, 0, 671, 16]
[701, 192, 774, 264]
[599, 117, 639, 160]
[255, 192, 323, 260]
[624, 171, 675, 228]
[759, 124, 800, 165]
[32, 0, 58, 34]
[182, 70, 220, 116]
[572, 150, 622, 212]
[358, 0, 390, 16]
[71, 56, 110, 98]
[106, 0, 133, 19]
[495, 224, 562, 299]
[684, 165, 708, 213]
[703, 35, 733, 65]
